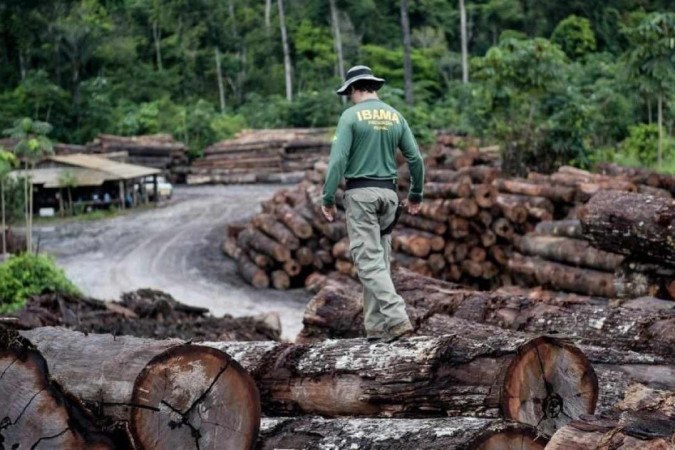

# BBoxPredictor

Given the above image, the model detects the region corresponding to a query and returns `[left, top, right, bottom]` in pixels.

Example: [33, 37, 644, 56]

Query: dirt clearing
[36, 185, 311, 340]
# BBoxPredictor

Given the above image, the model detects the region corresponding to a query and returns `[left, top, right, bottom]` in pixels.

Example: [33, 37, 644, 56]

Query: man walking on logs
[322, 65, 425, 342]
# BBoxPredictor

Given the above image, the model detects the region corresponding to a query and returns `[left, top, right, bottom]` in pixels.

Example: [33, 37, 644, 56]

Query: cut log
[398, 214, 447, 235]
[331, 237, 350, 260]
[15, 327, 261, 450]
[447, 197, 479, 218]
[392, 229, 432, 258]
[0, 332, 115, 449]
[271, 270, 291, 290]
[508, 254, 616, 297]
[209, 329, 597, 437]
[283, 259, 301, 277]
[258, 417, 546, 450]
[237, 226, 291, 262]
[236, 252, 270, 288]
[252, 213, 300, 250]
[496, 194, 529, 224]
[613, 260, 675, 300]
[493, 218, 514, 240]
[473, 184, 498, 208]
[579, 190, 675, 267]
[424, 180, 472, 198]
[535, 220, 583, 239]
[449, 216, 470, 238]
[295, 246, 314, 266]
[515, 235, 624, 272]
[493, 179, 575, 203]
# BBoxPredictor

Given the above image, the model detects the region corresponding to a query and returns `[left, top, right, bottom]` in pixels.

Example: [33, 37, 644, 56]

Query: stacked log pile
[5, 288, 281, 341]
[188, 128, 331, 185]
[87, 133, 189, 183]
[0, 326, 261, 449]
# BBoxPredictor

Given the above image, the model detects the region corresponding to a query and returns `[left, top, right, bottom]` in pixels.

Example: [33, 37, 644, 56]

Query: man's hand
[322, 204, 337, 222]
[403, 199, 421, 216]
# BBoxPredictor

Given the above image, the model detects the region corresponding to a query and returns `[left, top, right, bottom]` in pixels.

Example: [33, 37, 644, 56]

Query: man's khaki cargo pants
[344, 187, 414, 339]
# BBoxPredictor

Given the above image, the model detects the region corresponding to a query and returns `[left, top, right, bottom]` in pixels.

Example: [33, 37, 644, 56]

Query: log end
[130, 344, 261, 450]
[0, 349, 115, 449]
[501, 336, 598, 438]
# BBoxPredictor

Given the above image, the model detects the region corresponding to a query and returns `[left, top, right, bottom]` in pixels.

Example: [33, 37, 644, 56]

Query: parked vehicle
[142, 176, 173, 200]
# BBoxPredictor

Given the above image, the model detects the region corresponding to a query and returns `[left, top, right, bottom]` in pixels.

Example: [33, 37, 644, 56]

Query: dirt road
[36, 185, 311, 340]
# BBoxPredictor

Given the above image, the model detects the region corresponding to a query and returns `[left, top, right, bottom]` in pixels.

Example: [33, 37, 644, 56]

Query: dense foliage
[0, 1, 672, 171]
[0, 253, 80, 313]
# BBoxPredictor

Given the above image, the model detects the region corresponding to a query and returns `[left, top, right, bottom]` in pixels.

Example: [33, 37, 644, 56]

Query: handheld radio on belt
[380, 201, 404, 237]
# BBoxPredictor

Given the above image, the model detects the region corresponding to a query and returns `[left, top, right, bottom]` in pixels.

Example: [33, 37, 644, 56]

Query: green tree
[0, 149, 18, 256]
[473, 37, 568, 174]
[622, 12, 675, 167]
[3, 118, 54, 253]
[551, 15, 597, 59]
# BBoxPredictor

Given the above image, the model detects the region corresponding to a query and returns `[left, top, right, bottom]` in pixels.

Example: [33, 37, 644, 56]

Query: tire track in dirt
[37, 185, 310, 340]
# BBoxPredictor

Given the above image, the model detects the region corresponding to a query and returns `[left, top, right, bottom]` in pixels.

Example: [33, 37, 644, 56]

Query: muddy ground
[36, 185, 311, 340]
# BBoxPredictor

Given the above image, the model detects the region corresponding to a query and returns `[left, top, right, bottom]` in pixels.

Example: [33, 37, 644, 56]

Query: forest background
[0, 0, 673, 173]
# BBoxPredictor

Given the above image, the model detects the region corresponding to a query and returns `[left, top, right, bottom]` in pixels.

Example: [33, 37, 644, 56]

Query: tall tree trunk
[329, 0, 345, 82]
[18, 50, 26, 81]
[28, 164, 34, 253]
[215, 47, 226, 112]
[278, 0, 293, 101]
[1, 179, 5, 255]
[647, 97, 652, 124]
[459, 0, 469, 83]
[152, 20, 163, 71]
[265, 0, 272, 31]
[400, 0, 414, 105]
[23, 162, 29, 253]
[657, 92, 663, 168]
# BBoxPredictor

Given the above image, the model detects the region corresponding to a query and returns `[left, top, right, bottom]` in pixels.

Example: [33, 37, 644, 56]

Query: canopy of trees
[0, 1, 672, 170]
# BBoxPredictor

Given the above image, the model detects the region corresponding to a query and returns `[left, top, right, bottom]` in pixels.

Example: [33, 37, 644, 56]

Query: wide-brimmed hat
[336, 65, 385, 95]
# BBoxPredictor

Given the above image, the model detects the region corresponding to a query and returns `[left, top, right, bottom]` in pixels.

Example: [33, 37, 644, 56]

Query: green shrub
[0, 253, 80, 313]
[619, 123, 673, 167]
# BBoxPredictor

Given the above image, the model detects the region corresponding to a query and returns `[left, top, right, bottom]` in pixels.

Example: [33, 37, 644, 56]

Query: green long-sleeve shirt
[322, 98, 425, 206]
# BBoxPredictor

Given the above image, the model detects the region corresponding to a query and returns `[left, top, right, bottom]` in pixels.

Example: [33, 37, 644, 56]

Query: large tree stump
[0, 331, 115, 449]
[15, 327, 260, 450]
[579, 190, 675, 267]
[258, 417, 547, 450]
[208, 326, 597, 437]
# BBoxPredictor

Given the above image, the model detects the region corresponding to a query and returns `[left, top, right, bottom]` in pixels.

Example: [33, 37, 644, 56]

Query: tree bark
[298, 268, 675, 360]
[0, 334, 115, 449]
[278, 0, 293, 101]
[258, 417, 546, 450]
[400, 0, 414, 105]
[265, 0, 272, 30]
[272, 203, 313, 239]
[209, 330, 598, 437]
[459, 0, 469, 83]
[14, 327, 261, 450]
[493, 178, 575, 203]
[579, 190, 675, 267]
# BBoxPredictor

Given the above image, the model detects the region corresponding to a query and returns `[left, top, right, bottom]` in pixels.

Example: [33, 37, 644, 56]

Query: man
[321, 65, 425, 342]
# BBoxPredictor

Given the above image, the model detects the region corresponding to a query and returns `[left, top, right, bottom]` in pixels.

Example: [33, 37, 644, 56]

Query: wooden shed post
[153, 174, 158, 204]
[119, 180, 125, 210]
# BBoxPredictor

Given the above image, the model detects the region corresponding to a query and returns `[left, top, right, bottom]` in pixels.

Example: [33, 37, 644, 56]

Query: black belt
[345, 178, 397, 191]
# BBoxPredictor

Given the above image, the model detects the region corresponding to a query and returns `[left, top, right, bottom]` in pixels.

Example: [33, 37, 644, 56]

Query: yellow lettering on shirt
[361, 109, 372, 120]
[355, 108, 400, 130]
